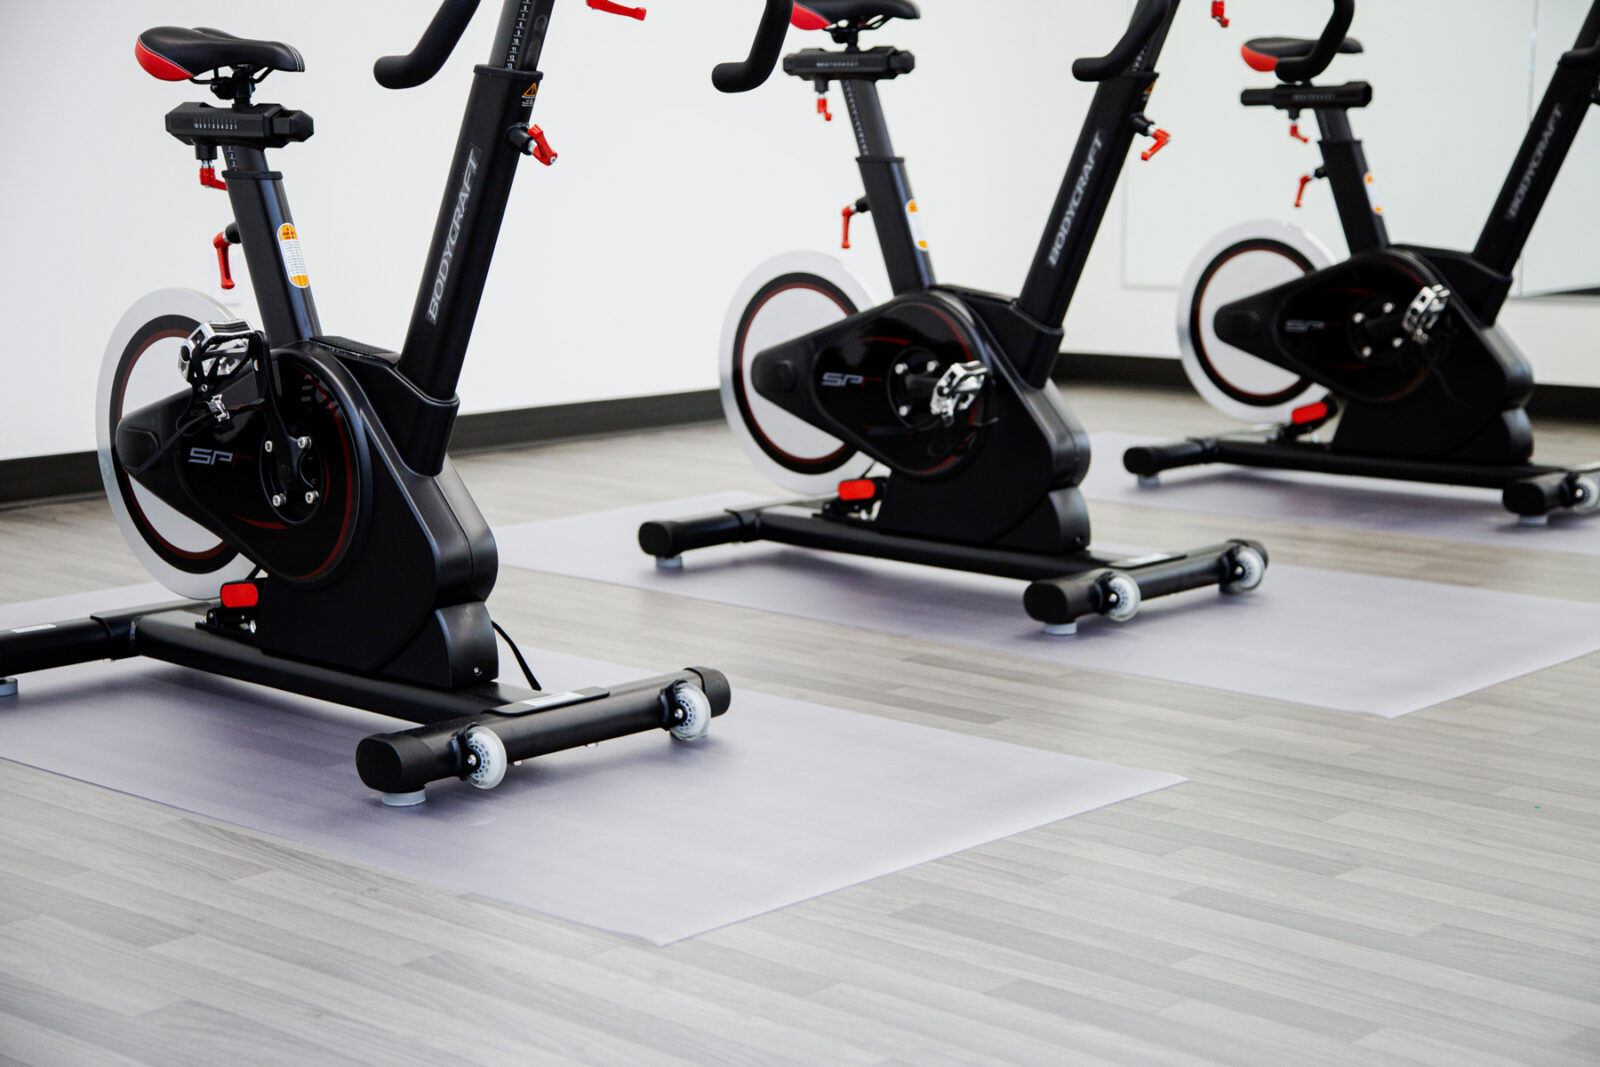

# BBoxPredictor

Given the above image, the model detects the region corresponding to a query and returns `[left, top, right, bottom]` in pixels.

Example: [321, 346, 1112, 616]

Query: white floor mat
[1084, 431, 1600, 556]
[0, 588, 1177, 945]
[496, 493, 1600, 718]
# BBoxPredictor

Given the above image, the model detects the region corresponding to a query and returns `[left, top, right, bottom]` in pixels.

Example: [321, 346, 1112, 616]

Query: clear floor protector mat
[0, 588, 1178, 945]
[496, 493, 1600, 718]
[1084, 431, 1600, 556]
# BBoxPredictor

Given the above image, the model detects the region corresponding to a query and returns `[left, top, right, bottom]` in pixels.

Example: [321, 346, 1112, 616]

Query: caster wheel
[1570, 474, 1600, 516]
[1100, 573, 1142, 623]
[1222, 545, 1267, 595]
[666, 682, 712, 742]
[0, 678, 16, 698]
[461, 725, 509, 790]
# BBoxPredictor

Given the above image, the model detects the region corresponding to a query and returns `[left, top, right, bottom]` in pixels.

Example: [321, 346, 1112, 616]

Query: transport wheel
[1222, 545, 1267, 595]
[1100, 573, 1142, 623]
[722, 252, 877, 494]
[461, 726, 509, 790]
[98, 289, 258, 599]
[666, 682, 712, 742]
[1178, 221, 1333, 423]
[1569, 474, 1600, 516]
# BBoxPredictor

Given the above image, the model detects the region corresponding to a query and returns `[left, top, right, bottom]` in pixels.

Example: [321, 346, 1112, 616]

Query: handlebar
[1275, 0, 1355, 82]
[375, 0, 481, 90]
[712, 0, 793, 93]
[1072, 0, 1172, 82]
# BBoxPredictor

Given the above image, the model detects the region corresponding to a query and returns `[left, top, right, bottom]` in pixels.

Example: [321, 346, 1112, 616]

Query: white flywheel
[1177, 220, 1335, 423]
[97, 288, 259, 599]
[720, 251, 878, 495]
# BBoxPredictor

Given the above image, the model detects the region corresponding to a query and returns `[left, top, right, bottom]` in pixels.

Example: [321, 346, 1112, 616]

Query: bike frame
[226, 0, 557, 468]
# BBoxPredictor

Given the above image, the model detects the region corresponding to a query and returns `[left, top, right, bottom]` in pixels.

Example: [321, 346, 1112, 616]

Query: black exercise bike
[1125, 0, 1600, 523]
[639, 0, 1268, 634]
[0, 0, 798, 805]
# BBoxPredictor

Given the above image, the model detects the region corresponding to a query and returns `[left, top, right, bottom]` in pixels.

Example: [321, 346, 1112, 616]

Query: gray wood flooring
[1, 386, 1597, 1065]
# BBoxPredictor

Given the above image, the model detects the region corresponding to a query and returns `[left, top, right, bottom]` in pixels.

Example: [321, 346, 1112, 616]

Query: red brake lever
[526, 125, 558, 166]
[817, 95, 833, 122]
[1211, 2, 1229, 28]
[1140, 128, 1171, 162]
[213, 232, 236, 291]
[1295, 174, 1314, 209]
[200, 165, 227, 192]
[587, 0, 646, 19]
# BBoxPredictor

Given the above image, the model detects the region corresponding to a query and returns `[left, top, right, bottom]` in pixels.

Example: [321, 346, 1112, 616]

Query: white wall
[2, 1, 1597, 463]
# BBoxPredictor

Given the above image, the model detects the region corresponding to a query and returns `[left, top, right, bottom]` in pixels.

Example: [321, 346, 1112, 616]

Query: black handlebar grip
[1275, 0, 1355, 82]
[1072, 0, 1172, 83]
[712, 0, 793, 93]
[374, 0, 482, 90]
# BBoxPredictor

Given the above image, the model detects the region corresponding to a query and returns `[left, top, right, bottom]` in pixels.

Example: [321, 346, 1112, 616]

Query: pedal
[1401, 285, 1451, 345]
[930, 361, 988, 426]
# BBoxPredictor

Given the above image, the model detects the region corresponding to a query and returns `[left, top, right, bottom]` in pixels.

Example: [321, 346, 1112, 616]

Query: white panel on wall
[1520, 0, 1600, 295]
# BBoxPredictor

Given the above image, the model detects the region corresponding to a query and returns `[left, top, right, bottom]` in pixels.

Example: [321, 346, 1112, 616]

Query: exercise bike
[638, 0, 1268, 634]
[0, 0, 796, 805]
[1125, 0, 1600, 523]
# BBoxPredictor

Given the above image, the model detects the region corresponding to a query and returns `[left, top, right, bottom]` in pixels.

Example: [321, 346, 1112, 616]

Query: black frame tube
[223, 145, 322, 346]
[841, 80, 936, 294]
[1315, 109, 1389, 254]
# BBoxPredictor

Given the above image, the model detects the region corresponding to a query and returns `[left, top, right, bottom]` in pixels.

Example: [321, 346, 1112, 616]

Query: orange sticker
[278, 223, 310, 288]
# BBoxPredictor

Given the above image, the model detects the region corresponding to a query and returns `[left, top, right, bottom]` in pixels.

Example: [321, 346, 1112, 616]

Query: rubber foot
[380, 790, 426, 808]
[1517, 514, 1551, 528]
[1043, 622, 1079, 637]
[1137, 475, 1161, 489]
[656, 556, 684, 570]
[0, 678, 16, 697]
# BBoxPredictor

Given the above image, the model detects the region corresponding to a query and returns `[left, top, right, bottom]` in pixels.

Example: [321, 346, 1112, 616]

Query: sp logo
[821, 372, 867, 388]
[188, 448, 237, 467]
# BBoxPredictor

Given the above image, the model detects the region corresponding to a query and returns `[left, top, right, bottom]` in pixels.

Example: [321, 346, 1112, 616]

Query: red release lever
[841, 205, 856, 250]
[817, 95, 833, 122]
[213, 232, 236, 291]
[1295, 174, 1314, 209]
[587, 0, 646, 18]
[1211, 2, 1229, 28]
[1291, 400, 1331, 426]
[1289, 122, 1310, 144]
[200, 165, 227, 192]
[526, 125, 558, 166]
[1140, 128, 1171, 162]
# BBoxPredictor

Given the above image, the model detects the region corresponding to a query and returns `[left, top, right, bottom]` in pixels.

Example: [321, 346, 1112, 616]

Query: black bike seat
[794, 0, 921, 28]
[137, 26, 305, 81]
[1243, 35, 1362, 73]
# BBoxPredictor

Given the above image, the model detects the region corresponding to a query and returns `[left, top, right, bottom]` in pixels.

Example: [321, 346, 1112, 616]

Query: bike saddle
[1242, 35, 1362, 75]
[793, 0, 921, 29]
[136, 27, 305, 81]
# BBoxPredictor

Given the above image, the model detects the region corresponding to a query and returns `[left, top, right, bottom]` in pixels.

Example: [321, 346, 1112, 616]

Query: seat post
[1314, 107, 1389, 254]
[840, 79, 935, 293]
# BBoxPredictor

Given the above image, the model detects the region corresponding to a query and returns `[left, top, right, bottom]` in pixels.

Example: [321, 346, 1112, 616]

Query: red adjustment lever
[1291, 400, 1332, 426]
[1295, 174, 1314, 209]
[817, 95, 833, 122]
[838, 478, 878, 503]
[526, 125, 558, 165]
[1140, 128, 1171, 161]
[842, 205, 856, 250]
[587, 0, 646, 18]
[219, 581, 260, 610]
[1211, 1, 1229, 28]
[1289, 122, 1310, 144]
[213, 232, 236, 291]
[199, 165, 227, 192]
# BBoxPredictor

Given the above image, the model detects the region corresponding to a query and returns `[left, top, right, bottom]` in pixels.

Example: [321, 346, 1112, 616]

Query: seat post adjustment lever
[586, 0, 647, 19]
[1212, 2, 1229, 28]
[841, 197, 870, 249]
[212, 223, 241, 291]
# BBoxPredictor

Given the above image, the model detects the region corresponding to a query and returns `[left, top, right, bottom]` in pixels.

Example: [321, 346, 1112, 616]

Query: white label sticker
[906, 200, 929, 251]
[278, 223, 310, 288]
[1364, 172, 1384, 217]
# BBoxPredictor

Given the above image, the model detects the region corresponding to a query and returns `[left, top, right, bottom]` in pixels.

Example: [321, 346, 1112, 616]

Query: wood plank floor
[1, 385, 1597, 1066]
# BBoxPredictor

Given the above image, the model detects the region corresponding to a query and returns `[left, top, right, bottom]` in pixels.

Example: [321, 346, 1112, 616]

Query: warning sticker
[906, 200, 929, 251]
[278, 223, 310, 288]
[1364, 172, 1384, 217]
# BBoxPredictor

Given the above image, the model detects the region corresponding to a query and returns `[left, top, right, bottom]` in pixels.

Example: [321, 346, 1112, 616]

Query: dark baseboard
[1054, 352, 1600, 424]
[1, 390, 723, 508]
